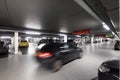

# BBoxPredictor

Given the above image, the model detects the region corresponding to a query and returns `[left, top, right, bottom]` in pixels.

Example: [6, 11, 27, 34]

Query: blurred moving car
[0, 41, 9, 57]
[98, 60, 119, 80]
[35, 43, 83, 72]
[19, 40, 29, 48]
[114, 41, 120, 50]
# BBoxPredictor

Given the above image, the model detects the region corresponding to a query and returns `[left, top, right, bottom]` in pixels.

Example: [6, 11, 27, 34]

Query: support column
[63, 35, 67, 42]
[14, 32, 18, 54]
[91, 37, 94, 44]
[11, 38, 14, 45]
[100, 38, 103, 43]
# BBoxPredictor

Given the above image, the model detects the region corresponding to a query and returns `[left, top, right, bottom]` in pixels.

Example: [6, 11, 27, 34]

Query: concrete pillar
[96, 38, 99, 43]
[14, 32, 18, 54]
[100, 38, 103, 43]
[63, 35, 67, 42]
[91, 37, 94, 44]
[11, 38, 14, 45]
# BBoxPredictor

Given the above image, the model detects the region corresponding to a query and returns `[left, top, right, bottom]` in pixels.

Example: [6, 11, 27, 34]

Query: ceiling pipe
[74, 0, 119, 39]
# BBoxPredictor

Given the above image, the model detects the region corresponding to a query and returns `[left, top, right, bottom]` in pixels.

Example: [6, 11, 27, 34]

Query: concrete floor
[0, 42, 119, 80]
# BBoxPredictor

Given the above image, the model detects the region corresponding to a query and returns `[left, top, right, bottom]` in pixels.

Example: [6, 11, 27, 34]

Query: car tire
[52, 60, 62, 72]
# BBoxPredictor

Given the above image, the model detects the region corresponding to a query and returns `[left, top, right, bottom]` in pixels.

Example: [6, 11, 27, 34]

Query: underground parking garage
[0, 0, 119, 80]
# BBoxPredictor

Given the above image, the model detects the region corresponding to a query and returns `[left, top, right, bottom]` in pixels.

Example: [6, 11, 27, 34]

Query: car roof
[46, 42, 67, 45]
[103, 60, 119, 69]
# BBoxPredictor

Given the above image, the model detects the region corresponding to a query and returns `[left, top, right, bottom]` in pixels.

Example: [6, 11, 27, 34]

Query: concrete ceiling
[0, 0, 119, 35]
[100, 0, 119, 31]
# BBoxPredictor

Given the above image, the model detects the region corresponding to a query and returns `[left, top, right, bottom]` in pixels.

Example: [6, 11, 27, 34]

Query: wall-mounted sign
[106, 34, 113, 38]
[95, 34, 105, 37]
[73, 29, 90, 35]
[95, 34, 113, 38]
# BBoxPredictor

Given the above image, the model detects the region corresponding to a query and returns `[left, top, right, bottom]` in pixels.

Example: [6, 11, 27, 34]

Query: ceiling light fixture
[25, 31, 41, 35]
[25, 16, 42, 30]
[60, 27, 68, 33]
[76, 35, 81, 37]
[0, 36, 11, 39]
[59, 34, 65, 36]
[112, 32, 115, 35]
[102, 23, 110, 30]
[25, 23, 41, 30]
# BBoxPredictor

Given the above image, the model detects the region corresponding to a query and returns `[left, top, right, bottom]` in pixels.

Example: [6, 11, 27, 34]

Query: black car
[114, 41, 120, 50]
[98, 60, 119, 80]
[35, 43, 83, 72]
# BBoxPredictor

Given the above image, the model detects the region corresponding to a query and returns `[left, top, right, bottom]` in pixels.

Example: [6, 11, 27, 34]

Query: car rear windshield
[40, 43, 63, 52]
[40, 40, 48, 43]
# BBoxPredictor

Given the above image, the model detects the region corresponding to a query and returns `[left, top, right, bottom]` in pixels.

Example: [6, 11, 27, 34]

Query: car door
[68, 44, 80, 60]
[59, 44, 73, 63]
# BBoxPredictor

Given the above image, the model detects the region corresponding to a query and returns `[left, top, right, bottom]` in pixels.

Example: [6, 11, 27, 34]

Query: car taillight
[37, 52, 52, 58]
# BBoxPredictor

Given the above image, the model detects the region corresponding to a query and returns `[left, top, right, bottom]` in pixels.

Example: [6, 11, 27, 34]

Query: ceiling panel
[0, 0, 9, 18]
[109, 9, 119, 30]
[0, 0, 11, 26]
[4, 0, 85, 32]
[100, 0, 119, 10]
[59, 11, 103, 32]
[100, 0, 119, 31]
[83, 0, 100, 6]
[0, 0, 118, 35]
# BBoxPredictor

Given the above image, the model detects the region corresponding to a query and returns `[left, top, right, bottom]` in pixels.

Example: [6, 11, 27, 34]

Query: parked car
[19, 40, 29, 48]
[98, 60, 119, 80]
[0, 41, 9, 57]
[35, 43, 83, 72]
[114, 41, 120, 50]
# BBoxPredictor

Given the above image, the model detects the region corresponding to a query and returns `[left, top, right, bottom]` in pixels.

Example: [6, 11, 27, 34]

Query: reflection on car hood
[103, 60, 119, 69]
[37, 43, 46, 49]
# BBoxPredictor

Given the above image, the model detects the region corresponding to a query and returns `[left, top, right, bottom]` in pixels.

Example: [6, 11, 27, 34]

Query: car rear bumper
[98, 70, 119, 80]
[35, 57, 55, 64]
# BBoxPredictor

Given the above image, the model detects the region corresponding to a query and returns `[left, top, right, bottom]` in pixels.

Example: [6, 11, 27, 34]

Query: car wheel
[52, 60, 62, 72]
